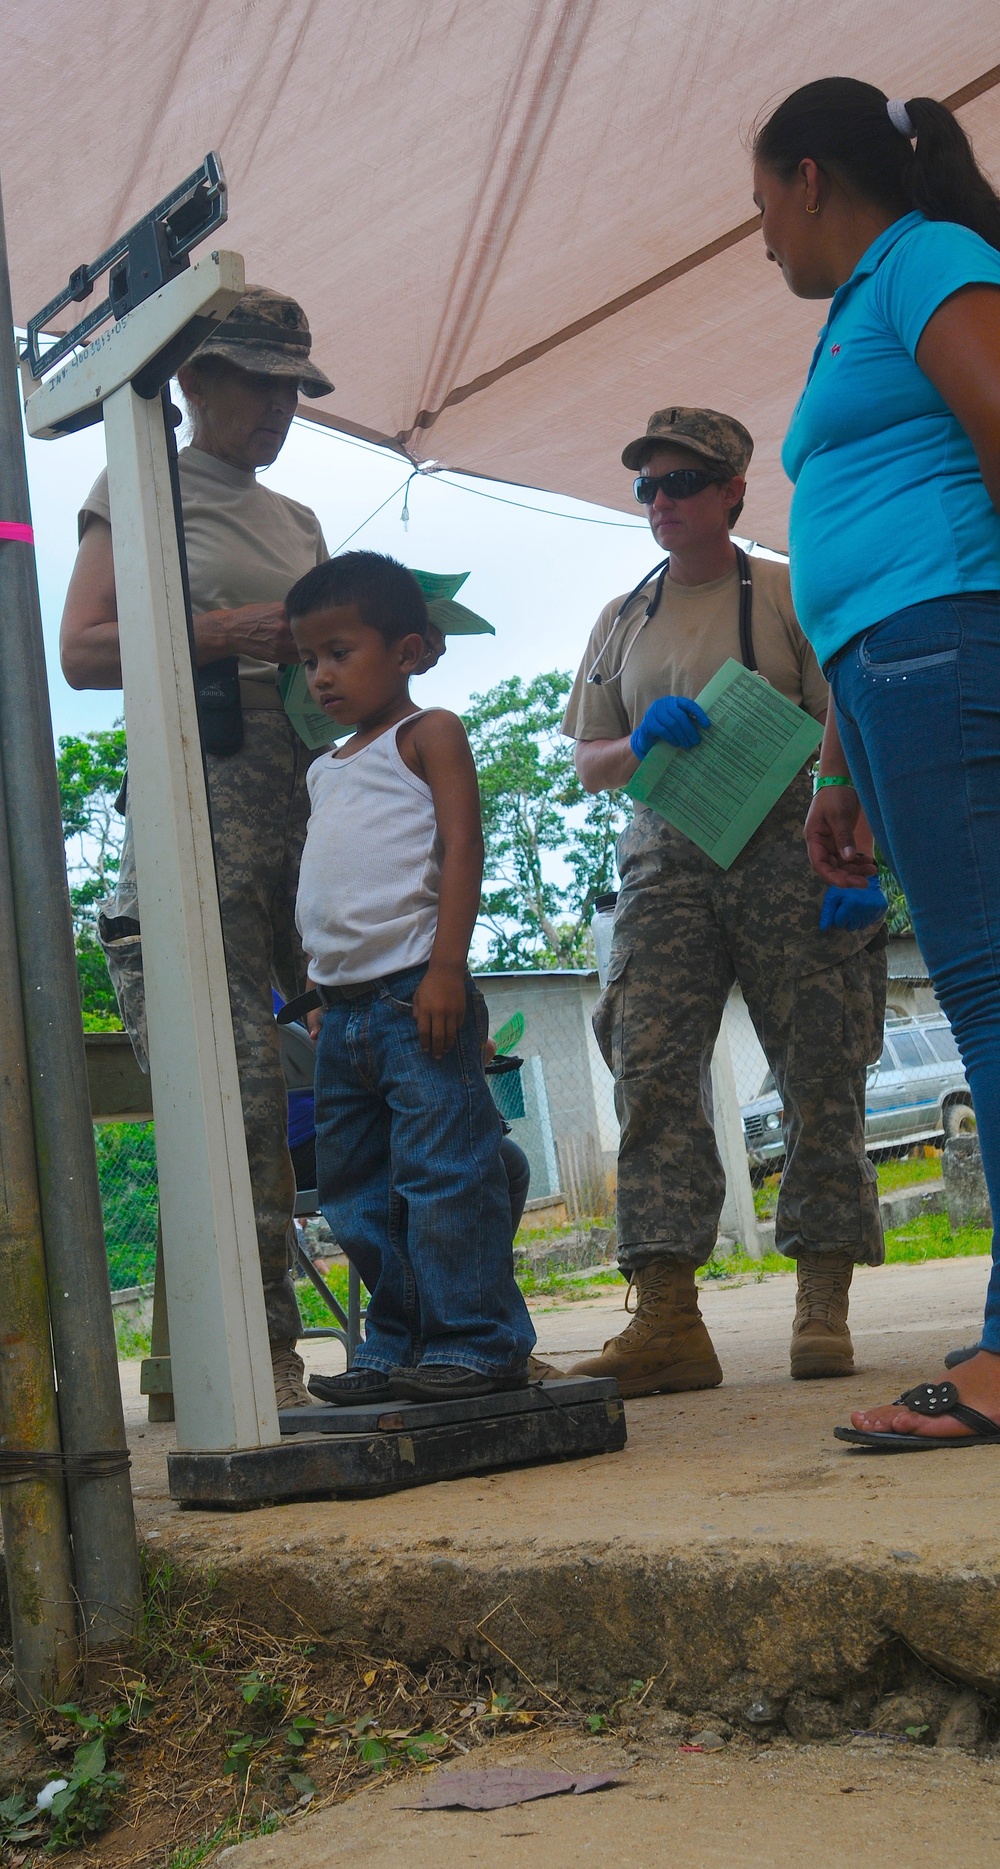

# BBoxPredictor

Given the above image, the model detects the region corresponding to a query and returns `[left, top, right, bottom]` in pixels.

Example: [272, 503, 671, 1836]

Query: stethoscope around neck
[585, 545, 755, 686]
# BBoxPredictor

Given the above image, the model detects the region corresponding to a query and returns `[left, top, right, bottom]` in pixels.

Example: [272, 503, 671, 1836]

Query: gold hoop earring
[805, 202, 820, 214]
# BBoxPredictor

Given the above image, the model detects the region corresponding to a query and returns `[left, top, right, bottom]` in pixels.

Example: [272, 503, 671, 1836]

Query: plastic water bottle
[591, 891, 618, 988]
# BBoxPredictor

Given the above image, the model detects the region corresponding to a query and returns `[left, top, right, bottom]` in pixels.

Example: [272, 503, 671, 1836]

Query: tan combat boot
[568, 1261, 723, 1398]
[790, 1251, 855, 1379]
[272, 1342, 311, 1409]
[527, 1353, 568, 1381]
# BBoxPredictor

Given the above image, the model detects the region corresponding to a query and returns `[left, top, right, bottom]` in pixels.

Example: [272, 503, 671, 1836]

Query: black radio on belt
[160, 387, 245, 757]
[195, 658, 244, 756]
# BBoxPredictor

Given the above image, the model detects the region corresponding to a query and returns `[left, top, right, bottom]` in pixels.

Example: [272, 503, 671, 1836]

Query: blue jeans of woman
[828, 593, 1000, 1354]
[313, 963, 536, 1374]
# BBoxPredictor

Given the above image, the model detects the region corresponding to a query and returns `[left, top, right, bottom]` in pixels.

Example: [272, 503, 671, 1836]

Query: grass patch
[701, 1244, 796, 1282]
[514, 1214, 609, 1246]
[294, 1266, 354, 1330]
[519, 1265, 624, 1303]
[880, 1212, 990, 1264]
[702, 1210, 991, 1285]
[753, 1150, 943, 1220]
[875, 1149, 943, 1193]
[114, 1312, 152, 1360]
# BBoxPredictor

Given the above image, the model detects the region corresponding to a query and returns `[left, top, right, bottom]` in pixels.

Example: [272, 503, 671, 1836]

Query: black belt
[317, 981, 380, 1006]
[275, 984, 367, 1024]
[276, 969, 424, 1025]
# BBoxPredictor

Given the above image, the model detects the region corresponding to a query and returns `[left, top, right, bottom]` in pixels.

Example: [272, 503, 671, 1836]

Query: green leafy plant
[0, 1788, 48, 1848]
[222, 1731, 272, 1785]
[238, 1671, 288, 1718]
[322, 1709, 446, 1772]
[280, 1712, 317, 1752]
[56, 724, 128, 1023]
[45, 1734, 126, 1851]
[31, 1697, 148, 1852]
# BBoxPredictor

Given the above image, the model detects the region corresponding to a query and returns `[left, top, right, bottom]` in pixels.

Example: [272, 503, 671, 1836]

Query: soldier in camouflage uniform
[562, 409, 887, 1397]
[61, 288, 339, 1408]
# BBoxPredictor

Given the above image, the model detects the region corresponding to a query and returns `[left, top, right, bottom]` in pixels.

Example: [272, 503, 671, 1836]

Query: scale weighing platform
[168, 1378, 626, 1507]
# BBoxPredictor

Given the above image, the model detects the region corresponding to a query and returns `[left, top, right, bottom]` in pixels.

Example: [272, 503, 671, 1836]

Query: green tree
[463, 672, 628, 969]
[56, 725, 127, 1027]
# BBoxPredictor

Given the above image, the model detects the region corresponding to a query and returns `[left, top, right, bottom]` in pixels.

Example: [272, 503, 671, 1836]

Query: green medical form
[624, 658, 823, 869]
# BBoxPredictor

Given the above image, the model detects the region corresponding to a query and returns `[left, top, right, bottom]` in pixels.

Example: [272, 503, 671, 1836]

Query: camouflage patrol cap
[189, 285, 333, 398]
[621, 406, 753, 476]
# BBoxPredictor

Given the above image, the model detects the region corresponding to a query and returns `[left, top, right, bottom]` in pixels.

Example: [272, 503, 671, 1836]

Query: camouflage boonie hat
[190, 285, 334, 397]
[621, 406, 753, 476]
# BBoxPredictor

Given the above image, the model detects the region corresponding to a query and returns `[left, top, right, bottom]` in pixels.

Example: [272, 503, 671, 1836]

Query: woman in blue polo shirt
[752, 76, 1000, 1450]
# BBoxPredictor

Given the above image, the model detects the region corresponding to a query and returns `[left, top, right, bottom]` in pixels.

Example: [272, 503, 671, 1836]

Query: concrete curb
[129, 1535, 1000, 1711]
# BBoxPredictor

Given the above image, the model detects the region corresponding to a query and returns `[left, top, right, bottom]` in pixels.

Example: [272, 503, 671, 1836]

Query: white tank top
[296, 712, 443, 987]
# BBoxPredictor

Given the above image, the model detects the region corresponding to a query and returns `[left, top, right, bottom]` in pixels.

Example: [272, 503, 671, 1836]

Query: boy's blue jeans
[313, 963, 536, 1374]
[828, 593, 1000, 1354]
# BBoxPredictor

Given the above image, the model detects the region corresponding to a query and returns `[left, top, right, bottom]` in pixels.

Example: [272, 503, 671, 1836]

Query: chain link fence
[95, 1121, 159, 1290]
[477, 970, 618, 1224]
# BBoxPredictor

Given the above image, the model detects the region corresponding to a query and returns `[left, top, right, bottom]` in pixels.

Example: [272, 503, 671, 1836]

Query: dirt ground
[224, 1725, 1000, 1869]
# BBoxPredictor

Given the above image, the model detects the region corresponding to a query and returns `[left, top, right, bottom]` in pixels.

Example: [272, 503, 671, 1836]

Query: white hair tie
[887, 98, 915, 138]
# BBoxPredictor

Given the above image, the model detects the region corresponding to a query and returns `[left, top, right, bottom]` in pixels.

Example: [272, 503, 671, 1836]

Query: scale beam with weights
[22, 160, 624, 1506]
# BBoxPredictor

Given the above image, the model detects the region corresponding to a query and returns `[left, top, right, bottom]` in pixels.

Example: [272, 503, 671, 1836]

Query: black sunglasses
[633, 468, 725, 504]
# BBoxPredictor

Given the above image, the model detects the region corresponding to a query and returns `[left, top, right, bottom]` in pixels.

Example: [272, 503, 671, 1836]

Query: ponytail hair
[753, 77, 1000, 253]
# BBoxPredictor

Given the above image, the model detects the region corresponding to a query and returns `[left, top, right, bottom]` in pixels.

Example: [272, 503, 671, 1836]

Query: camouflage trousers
[100, 709, 315, 1345]
[594, 774, 888, 1272]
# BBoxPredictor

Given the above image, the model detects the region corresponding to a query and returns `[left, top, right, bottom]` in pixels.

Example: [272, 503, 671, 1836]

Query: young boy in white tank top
[287, 552, 536, 1403]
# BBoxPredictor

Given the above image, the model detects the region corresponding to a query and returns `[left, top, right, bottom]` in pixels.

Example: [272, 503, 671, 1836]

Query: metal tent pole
[0, 169, 141, 1649]
[0, 746, 79, 1712]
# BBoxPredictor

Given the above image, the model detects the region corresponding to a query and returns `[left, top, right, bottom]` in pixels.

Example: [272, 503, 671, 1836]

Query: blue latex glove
[819, 873, 887, 932]
[630, 696, 712, 760]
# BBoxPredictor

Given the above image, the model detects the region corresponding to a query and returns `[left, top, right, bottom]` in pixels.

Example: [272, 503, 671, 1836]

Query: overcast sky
[25, 409, 679, 744]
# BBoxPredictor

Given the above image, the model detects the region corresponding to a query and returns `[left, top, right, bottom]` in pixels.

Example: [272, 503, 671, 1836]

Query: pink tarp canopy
[3, 1, 999, 546]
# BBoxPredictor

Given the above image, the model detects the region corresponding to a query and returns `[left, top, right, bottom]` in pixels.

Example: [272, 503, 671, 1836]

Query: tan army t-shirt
[562, 555, 828, 742]
[79, 445, 328, 704]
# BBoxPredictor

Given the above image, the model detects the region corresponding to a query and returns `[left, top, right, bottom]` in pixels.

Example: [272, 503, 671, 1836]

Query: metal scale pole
[22, 229, 278, 1456]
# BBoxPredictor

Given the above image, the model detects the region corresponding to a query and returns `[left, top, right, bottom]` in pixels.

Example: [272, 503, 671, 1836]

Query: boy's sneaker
[307, 1368, 394, 1406]
[389, 1363, 530, 1402]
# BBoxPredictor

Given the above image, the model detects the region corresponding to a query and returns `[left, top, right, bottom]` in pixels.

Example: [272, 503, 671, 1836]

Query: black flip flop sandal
[835, 1379, 1000, 1452]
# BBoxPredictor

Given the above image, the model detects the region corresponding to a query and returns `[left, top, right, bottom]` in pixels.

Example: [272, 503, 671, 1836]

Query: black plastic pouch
[195, 657, 244, 755]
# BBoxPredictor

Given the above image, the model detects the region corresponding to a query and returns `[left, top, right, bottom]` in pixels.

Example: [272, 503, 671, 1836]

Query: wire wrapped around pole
[0, 1450, 132, 1482]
